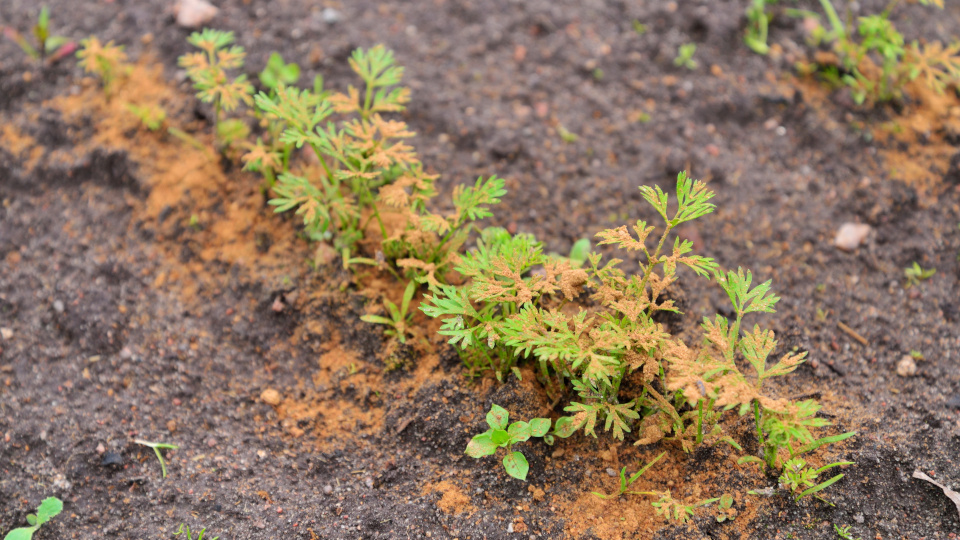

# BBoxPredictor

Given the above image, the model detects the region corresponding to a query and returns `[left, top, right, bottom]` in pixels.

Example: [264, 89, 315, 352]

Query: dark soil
[1, 0, 959, 539]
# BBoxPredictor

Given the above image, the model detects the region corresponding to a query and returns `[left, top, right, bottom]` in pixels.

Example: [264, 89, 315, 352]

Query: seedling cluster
[746, 0, 959, 105]
[29, 19, 860, 530]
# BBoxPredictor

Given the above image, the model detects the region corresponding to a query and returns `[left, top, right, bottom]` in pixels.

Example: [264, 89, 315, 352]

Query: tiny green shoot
[3, 497, 63, 540]
[135, 439, 179, 478]
[591, 451, 665, 499]
[173, 523, 219, 540]
[465, 404, 552, 481]
[360, 279, 417, 344]
[904, 262, 935, 288]
[834, 524, 860, 540]
[674, 43, 698, 70]
[2, 6, 75, 63]
[716, 493, 737, 522]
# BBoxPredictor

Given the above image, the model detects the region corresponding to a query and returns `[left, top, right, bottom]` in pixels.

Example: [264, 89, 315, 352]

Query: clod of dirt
[834, 222, 872, 251]
[174, 0, 218, 28]
[260, 388, 281, 405]
[896, 355, 918, 377]
[101, 452, 123, 467]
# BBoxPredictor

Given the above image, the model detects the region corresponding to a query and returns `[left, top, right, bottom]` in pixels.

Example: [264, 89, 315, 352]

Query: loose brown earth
[1, 1, 959, 539]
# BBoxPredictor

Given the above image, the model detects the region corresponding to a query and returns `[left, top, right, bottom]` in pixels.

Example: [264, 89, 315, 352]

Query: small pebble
[96, 442, 106, 454]
[101, 451, 123, 466]
[364, 477, 374, 489]
[322, 7, 343, 23]
[605, 468, 617, 477]
[896, 355, 917, 377]
[261, 388, 281, 405]
[53, 300, 64, 313]
[206, 437, 217, 448]
[0, 327, 12, 340]
[175, 0, 218, 28]
[167, 420, 177, 433]
[323, 485, 333, 495]
[834, 223, 871, 251]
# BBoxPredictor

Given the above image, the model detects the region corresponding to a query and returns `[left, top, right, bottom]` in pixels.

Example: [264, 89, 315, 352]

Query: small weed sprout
[591, 451, 665, 499]
[2, 6, 75, 64]
[834, 524, 861, 540]
[791, 0, 957, 105]
[127, 104, 167, 131]
[465, 404, 553, 481]
[361, 279, 418, 344]
[135, 439, 179, 478]
[775, 457, 854, 503]
[650, 492, 719, 523]
[674, 43, 698, 70]
[904, 261, 935, 288]
[744, 0, 779, 54]
[716, 493, 737, 522]
[178, 28, 254, 147]
[557, 125, 579, 143]
[259, 52, 301, 90]
[126, 103, 211, 158]
[173, 523, 219, 540]
[77, 37, 129, 99]
[3, 497, 63, 540]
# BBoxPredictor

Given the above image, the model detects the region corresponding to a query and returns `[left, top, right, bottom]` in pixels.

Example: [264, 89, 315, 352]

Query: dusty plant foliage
[422, 172, 855, 514]
[251, 44, 505, 288]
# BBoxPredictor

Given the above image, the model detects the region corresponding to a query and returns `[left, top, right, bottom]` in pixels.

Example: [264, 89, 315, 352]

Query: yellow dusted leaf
[329, 86, 362, 114]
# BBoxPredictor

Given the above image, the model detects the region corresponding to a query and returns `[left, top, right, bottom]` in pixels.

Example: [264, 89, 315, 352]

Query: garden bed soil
[1, 0, 959, 539]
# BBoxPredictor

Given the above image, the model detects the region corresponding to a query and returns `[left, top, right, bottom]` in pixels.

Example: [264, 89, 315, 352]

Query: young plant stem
[637, 225, 673, 297]
[214, 97, 221, 144]
[696, 399, 705, 445]
[818, 0, 847, 39]
[753, 400, 771, 467]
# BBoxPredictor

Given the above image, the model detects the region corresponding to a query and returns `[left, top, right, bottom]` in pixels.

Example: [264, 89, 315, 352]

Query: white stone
[834, 223, 871, 251]
[896, 355, 917, 377]
[175, 0, 218, 28]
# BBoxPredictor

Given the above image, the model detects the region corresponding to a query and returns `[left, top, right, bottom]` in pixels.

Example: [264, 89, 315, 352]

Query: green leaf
[44, 36, 68, 54]
[486, 404, 509, 430]
[670, 170, 715, 225]
[628, 451, 666, 484]
[503, 451, 529, 480]
[359, 315, 395, 326]
[34, 498, 62, 525]
[400, 279, 417, 318]
[465, 432, 498, 458]
[638, 184, 669, 221]
[4, 527, 38, 540]
[798, 473, 845, 500]
[508, 421, 532, 443]
[217, 119, 250, 145]
[795, 431, 856, 455]
[737, 455, 765, 468]
[552, 416, 580, 438]
[568, 238, 592, 267]
[490, 429, 510, 446]
[529, 418, 551, 437]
